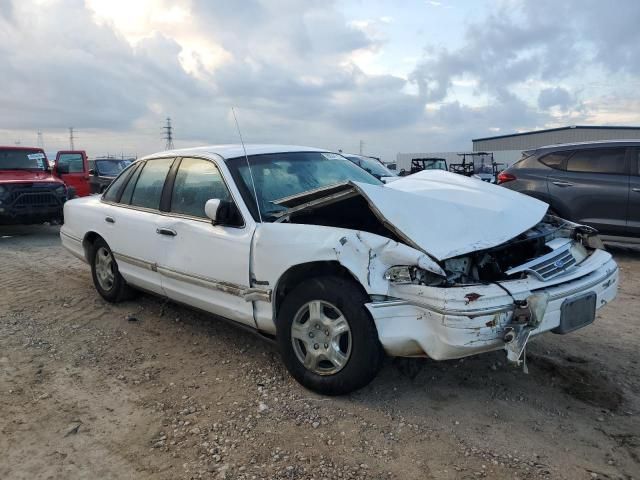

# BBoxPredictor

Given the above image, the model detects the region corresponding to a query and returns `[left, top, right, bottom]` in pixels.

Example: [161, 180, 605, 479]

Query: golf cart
[400, 157, 448, 176]
[449, 152, 503, 183]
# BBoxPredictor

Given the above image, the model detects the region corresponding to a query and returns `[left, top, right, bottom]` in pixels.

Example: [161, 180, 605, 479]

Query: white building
[397, 125, 640, 172]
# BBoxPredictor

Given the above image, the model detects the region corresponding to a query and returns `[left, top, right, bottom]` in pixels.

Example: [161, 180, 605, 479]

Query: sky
[1, 0, 639, 161]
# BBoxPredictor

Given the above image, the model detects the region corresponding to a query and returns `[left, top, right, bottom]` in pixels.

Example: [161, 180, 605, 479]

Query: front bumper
[366, 249, 618, 360]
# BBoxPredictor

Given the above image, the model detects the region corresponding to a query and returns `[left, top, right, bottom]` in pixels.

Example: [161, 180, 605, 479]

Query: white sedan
[60, 145, 619, 394]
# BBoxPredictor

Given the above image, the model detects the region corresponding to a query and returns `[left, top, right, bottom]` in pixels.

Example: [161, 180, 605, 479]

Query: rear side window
[170, 158, 231, 218]
[538, 151, 572, 169]
[120, 162, 144, 205]
[130, 158, 174, 210]
[57, 153, 84, 173]
[566, 148, 626, 174]
[103, 163, 137, 202]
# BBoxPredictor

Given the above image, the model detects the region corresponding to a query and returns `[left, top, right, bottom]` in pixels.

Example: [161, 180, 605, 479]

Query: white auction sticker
[321, 153, 344, 160]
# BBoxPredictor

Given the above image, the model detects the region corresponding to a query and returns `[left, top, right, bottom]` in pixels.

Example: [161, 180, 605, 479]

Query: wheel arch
[82, 231, 103, 262]
[272, 261, 368, 321]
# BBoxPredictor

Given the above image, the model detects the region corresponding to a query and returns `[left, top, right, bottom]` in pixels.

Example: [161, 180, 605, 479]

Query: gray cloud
[538, 87, 573, 110]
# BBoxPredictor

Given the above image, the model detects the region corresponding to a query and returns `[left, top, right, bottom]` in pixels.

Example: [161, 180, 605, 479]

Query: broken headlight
[384, 266, 444, 286]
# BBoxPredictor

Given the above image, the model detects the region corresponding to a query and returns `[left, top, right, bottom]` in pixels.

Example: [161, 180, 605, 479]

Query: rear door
[553, 147, 629, 235]
[101, 158, 175, 294]
[628, 148, 640, 236]
[55, 150, 90, 197]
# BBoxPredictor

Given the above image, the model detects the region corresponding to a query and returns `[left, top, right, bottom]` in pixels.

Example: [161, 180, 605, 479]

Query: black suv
[498, 140, 640, 240]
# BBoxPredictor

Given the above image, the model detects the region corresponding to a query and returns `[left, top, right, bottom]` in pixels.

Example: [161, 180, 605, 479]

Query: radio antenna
[231, 107, 263, 223]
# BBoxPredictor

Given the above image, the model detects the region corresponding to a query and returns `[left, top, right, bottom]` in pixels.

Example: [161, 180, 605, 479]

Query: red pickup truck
[0, 146, 72, 225]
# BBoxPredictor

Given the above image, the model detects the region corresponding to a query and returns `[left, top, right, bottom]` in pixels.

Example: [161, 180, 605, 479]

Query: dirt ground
[1, 225, 639, 480]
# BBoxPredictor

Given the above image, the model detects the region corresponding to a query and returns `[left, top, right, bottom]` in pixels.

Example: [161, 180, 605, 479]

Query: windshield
[474, 159, 493, 174]
[0, 149, 47, 171]
[227, 151, 382, 221]
[424, 159, 446, 170]
[96, 159, 133, 176]
[345, 155, 394, 178]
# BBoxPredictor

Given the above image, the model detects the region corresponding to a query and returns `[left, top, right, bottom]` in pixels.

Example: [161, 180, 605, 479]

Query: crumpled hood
[359, 170, 548, 259]
[276, 170, 548, 261]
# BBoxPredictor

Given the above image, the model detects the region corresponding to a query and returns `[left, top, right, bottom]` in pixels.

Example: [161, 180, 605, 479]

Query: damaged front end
[270, 177, 617, 364]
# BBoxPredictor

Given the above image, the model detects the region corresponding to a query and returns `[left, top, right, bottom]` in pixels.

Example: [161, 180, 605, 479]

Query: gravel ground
[1, 225, 639, 480]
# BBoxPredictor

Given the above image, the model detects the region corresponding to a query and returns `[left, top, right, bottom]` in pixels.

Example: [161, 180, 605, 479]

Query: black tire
[90, 237, 134, 303]
[276, 276, 384, 395]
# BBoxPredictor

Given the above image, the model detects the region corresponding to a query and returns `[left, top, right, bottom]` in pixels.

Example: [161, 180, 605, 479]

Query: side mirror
[88, 169, 96, 175]
[204, 199, 221, 223]
[57, 163, 69, 175]
[205, 198, 243, 227]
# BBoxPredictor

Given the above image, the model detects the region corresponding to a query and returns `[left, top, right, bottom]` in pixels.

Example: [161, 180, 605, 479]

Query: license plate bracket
[553, 292, 596, 334]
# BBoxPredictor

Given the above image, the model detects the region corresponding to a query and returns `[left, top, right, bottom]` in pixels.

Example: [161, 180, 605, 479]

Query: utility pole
[37, 130, 45, 149]
[162, 117, 174, 150]
[359, 140, 364, 155]
[69, 127, 75, 150]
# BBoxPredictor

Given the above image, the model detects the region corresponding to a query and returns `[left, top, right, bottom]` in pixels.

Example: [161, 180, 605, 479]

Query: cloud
[0, 0, 639, 160]
[538, 87, 573, 110]
[409, 0, 640, 145]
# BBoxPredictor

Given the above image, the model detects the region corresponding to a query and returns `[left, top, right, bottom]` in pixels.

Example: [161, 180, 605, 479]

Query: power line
[162, 117, 174, 150]
[69, 127, 75, 150]
[37, 130, 45, 149]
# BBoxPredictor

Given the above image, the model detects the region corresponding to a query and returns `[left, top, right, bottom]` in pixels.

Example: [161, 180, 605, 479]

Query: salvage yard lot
[1, 226, 639, 480]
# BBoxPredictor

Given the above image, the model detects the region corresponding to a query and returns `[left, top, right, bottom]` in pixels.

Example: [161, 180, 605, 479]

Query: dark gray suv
[498, 140, 640, 241]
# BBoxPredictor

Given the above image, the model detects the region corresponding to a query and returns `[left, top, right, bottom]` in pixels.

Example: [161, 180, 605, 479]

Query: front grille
[505, 240, 578, 281]
[528, 247, 576, 280]
[7, 188, 61, 209]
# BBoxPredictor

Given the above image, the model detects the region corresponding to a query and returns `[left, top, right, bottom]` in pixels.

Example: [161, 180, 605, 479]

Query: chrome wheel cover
[291, 300, 352, 376]
[95, 246, 115, 291]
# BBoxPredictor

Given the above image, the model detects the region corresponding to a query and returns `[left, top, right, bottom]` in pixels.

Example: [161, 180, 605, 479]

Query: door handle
[551, 180, 573, 187]
[156, 228, 177, 237]
[632, 187, 640, 193]
[105, 216, 115, 224]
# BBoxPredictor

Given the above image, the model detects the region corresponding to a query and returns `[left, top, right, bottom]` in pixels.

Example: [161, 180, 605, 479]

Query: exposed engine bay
[275, 181, 604, 287]
[441, 215, 603, 285]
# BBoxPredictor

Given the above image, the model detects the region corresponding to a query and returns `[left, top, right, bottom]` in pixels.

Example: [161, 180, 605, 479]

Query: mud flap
[504, 293, 549, 369]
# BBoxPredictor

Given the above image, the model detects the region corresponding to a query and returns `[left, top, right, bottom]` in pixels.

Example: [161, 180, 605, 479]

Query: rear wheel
[90, 238, 133, 302]
[276, 276, 384, 395]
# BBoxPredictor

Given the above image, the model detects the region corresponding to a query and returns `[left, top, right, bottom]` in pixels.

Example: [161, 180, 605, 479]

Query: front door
[553, 147, 629, 235]
[55, 151, 91, 197]
[156, 157, 256, 326]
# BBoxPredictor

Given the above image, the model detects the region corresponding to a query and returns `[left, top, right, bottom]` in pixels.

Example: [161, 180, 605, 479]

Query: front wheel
[276, 276, 384, 395]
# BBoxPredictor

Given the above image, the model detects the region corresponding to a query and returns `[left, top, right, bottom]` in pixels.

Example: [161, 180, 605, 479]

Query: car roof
[142, 144, 330, 161]
[529, 139, 640, 157]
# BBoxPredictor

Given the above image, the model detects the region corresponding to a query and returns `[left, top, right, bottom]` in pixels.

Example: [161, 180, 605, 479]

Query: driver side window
[57, 153, 84, 173]
[170, 158, 231, 218]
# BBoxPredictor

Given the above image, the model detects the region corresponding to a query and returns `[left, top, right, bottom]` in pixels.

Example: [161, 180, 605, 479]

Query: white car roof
[143, 144, 330, 161]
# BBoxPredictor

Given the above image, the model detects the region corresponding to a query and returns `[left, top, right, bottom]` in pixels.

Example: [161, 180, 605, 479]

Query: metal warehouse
[473, 125, 640, 153]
